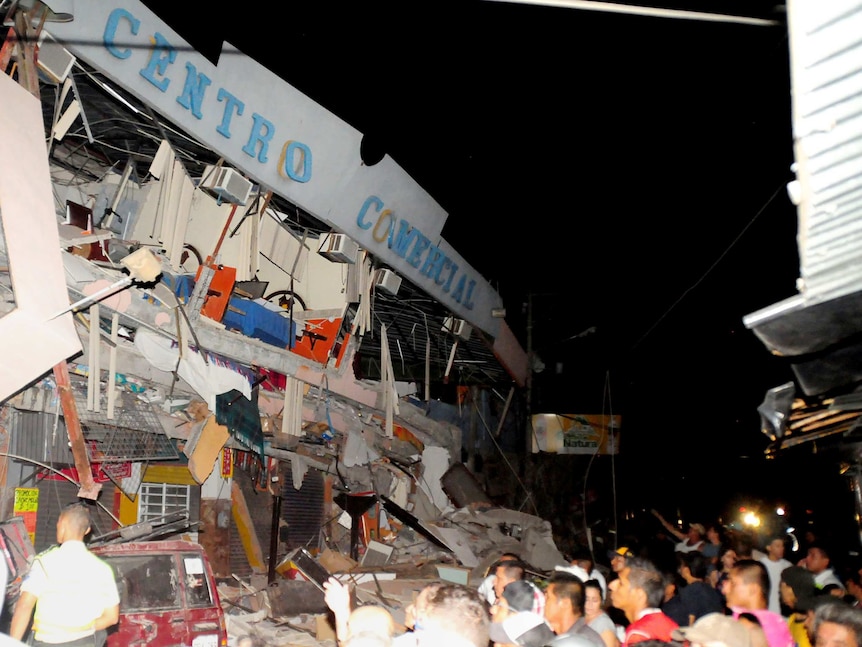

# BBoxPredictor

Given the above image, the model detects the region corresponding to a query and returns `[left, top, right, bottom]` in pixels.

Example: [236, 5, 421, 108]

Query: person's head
[725, 559, 770, 610]
[493, 580, 536, 621]
[662, 570, 680, 603]
[733, 532, 756, 560]
[763, 534, 787, 561]
[417, 583, 489, 647]
[806, 543, 833, 575]
[571, 548, 594, 574]
[405, 582, 443, 629]
[608, 546, 634, 573]
[719, 545, 738, 572]
[811, 599, 862, 647]
[494, 560, 526, 600]
[583, 579, 604, 621]
[846, 571, 862, 602]
[57, 502, 91, 543]
[780, 565, 818, 612]
[346, 605, 395, 644]
[544, 571, 586, 633]
[672, 612, 754, 647]
[679, 551, 709, 581]
[706, 524, 723, 545]
[687, 522, 706, 543]
[608, 557, 664, 622]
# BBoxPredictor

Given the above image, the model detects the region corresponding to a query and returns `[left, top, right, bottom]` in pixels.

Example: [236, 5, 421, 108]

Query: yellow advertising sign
[14, 487, 39, 543]
[531, 414, 621, 454]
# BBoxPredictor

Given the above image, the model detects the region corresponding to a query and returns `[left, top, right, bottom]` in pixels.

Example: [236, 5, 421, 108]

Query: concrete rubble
[217, 499, 569, 646]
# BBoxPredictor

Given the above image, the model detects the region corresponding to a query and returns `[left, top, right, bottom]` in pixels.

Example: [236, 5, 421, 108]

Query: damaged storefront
[0, 1, 540, 643]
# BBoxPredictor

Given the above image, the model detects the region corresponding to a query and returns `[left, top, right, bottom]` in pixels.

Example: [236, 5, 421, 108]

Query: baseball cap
[488, 612, 556, 647]
[689, 523, 706, 535]
[501, 580, 536, 613]
[608, 546, 634, 559]
[672, 612, 752, 646]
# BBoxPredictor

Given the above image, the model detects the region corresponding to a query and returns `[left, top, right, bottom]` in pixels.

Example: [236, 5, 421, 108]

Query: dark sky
[140, 1, 850, 534]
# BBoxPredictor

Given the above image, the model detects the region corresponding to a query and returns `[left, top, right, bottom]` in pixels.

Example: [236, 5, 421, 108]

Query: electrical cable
[631, 182, 787, 352]
[1, 452, 122, 525]
[469, 396, 539, 516]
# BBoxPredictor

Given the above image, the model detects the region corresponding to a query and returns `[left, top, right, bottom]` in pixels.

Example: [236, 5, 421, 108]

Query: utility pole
[524, 293, 533, 468]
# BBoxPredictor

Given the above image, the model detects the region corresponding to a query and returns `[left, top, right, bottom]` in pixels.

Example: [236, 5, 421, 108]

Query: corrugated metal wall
[789, 0, 862, 303]
[8, 409, 73, 465]
[32, 480, 118, 552]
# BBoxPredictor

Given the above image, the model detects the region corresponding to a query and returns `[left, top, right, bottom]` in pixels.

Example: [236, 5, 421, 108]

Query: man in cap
[609, 547, 634, 574]
[672, 612, 758, 647]
[606, 547, 634, 632]
[650, 509, 705, 553]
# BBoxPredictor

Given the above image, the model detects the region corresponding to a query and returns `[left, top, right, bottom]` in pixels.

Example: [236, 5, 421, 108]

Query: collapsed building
[0, 2, 568, 636]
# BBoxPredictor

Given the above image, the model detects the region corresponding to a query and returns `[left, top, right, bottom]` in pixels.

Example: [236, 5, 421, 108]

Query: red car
[92, 540, 228, 647]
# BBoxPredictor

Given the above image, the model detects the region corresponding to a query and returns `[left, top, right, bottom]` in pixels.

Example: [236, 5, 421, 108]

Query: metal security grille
[68, 373, 179, 463]
[281, 463, 323, 549]
[137, 482, 190, 522]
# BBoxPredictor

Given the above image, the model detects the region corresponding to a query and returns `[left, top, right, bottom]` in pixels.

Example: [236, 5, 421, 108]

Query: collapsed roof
[0, 0, 529, 499]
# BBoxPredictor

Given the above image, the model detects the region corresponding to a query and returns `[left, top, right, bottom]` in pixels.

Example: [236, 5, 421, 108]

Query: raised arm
[323, 576, 352, 644]
[651, 509, 686, 541]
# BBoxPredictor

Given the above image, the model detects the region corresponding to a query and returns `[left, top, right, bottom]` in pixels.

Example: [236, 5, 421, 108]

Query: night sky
[139, 1, 855, 546]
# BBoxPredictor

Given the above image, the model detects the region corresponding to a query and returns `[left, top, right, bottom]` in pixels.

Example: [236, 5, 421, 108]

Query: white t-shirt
[674, 539, 705, 553]
[759, 556, 792, 614]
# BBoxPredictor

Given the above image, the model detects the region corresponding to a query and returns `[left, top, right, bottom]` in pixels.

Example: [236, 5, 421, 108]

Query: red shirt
[624, 609, 679, 645]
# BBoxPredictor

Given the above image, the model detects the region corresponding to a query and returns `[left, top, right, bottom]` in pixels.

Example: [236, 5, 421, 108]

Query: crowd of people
[318, 511, 862, 647]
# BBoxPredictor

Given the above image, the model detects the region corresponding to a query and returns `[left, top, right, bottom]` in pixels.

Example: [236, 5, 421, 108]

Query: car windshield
[107, 554, 181, 612]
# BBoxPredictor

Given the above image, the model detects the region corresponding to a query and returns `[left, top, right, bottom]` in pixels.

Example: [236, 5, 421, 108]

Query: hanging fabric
[379, 325, 399, 438]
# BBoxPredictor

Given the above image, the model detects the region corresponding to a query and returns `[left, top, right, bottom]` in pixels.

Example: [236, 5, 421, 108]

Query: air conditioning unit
[442, 316, 472, 341]
[373, 268, 401, 295]
[37, 33, 75, 84]
[318, 233, 359, 264]
[203, 167, 253, 205]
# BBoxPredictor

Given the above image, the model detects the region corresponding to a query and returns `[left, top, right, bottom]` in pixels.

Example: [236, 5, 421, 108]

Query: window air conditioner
[37, 33, 75, 84]
[318, 233, 359, 264]
[442, 316, 472, 341]
[373, 268, 401, 295]
[205, 167, 253, 205]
